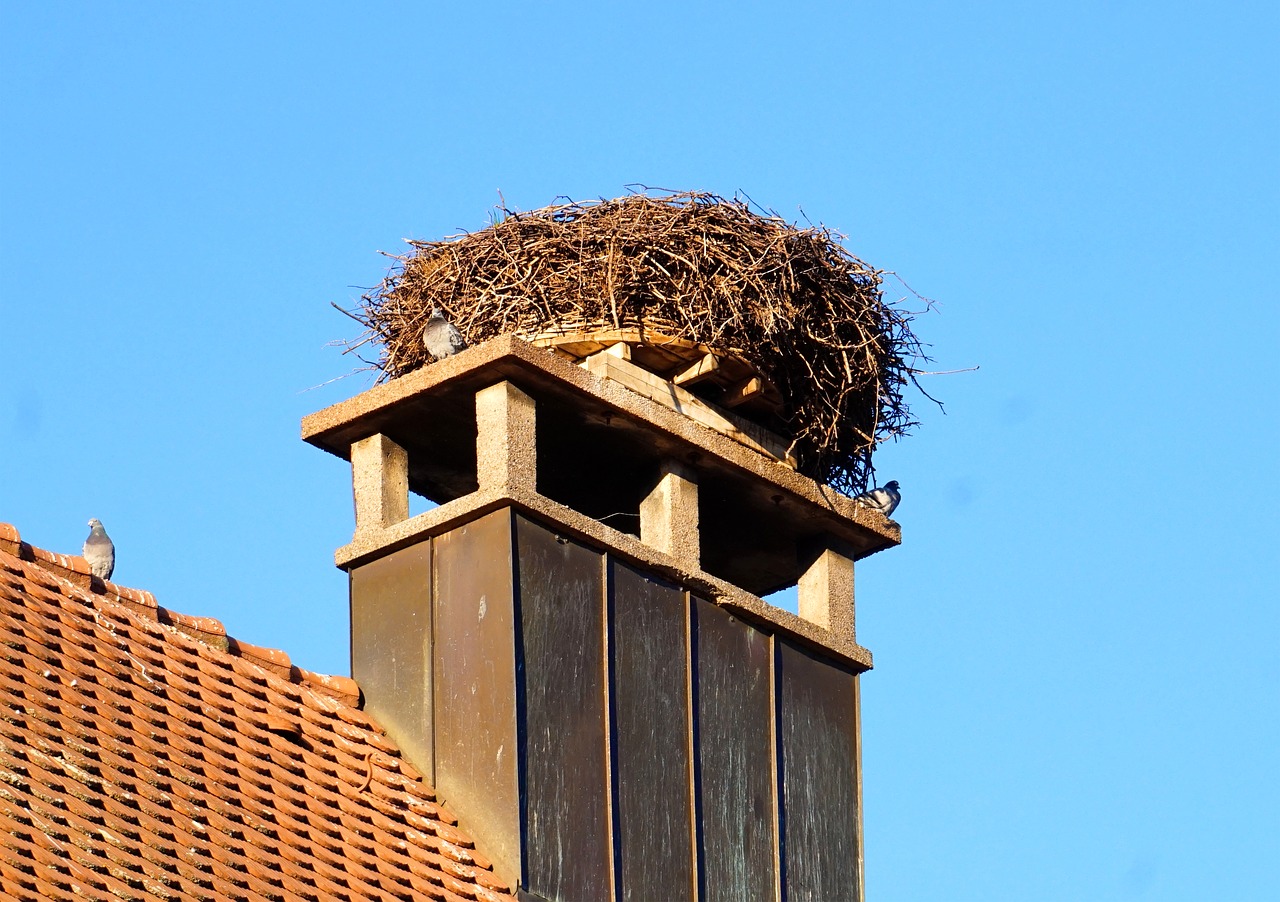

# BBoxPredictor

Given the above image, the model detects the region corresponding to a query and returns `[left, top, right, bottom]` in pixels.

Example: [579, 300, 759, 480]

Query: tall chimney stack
[303, 333, 899, 902]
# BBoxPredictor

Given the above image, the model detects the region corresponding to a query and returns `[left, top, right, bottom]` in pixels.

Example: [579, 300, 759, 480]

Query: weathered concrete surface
[640, 461, 700, 569]
[331, 483, 873, 673]
[475, 380, 537, 492]
[799, 542, 856, 639]
[351, 433, 409, 534]
[304, 334, 900, 672]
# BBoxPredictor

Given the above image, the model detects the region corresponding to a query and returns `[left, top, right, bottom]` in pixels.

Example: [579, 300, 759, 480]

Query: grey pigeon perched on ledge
[422, 306, 467, 360]
[854, 480, 901, 517]
[83, 518, 115, 580]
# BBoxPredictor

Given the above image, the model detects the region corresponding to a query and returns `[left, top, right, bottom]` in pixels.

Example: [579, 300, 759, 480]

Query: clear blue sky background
[3, 3, 1277, 899]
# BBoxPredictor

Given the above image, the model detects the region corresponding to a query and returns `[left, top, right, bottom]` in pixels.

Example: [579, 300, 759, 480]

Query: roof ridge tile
[0, 521, 360, 707]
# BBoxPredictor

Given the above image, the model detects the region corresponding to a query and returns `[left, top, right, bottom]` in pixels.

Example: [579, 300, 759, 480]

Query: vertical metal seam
[854, 675, 865, 902]
[603, 556, 621, 902]
[687, 593, 705, 902]
[772, 634, 786, 902]
[347, 568, 355, 710]
[510, 509, 530, 892]
[427, 536, 436, 789]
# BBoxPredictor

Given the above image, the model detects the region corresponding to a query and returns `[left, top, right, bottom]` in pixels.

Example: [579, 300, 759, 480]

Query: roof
[0, 523, 517, 902]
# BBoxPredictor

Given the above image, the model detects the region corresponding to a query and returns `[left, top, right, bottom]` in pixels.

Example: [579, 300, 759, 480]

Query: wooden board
[527, 326, 712, 360]
[673, 352, 720, 386]
[515, 515, 613, 900]
[582, 350, 796, 467]
[778, 640, 860, 902]
[526, 325, 786, 422]
[610, 561, 696, 902]
[432, 509, 522, 887]
[693, 598, 778, 902]
[350, 541, 434, 778]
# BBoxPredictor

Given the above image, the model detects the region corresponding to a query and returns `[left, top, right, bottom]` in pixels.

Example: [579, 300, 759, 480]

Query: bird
[83, 518, 115, 580]
[854, 480, 901, 517]
[422, 306, 467, 360]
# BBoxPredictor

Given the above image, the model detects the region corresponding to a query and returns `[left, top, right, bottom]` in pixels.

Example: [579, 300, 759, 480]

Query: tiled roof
[0, 523, 516, 902]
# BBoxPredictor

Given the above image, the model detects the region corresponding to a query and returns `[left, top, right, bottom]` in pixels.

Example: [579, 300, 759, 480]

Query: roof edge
[0, 521, 360, 707]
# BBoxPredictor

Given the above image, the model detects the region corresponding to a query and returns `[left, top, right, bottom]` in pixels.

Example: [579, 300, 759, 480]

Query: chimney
[303, 334, 899, 902]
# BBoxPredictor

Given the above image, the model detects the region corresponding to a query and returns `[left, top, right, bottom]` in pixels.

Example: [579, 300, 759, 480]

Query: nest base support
[640, 461, 700, 570]
[476, 381, 538, 492]
[351, 433, 410, 536]
[798, 541, 856, 639]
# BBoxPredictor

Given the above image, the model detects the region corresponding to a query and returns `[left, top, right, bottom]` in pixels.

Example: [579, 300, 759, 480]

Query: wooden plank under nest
[672, 353, 720, 387]
[528, 327, 708, 357]
[528, 324, 786, 421]
[581, 351, 796, 468]
[721, 377, 764, 408]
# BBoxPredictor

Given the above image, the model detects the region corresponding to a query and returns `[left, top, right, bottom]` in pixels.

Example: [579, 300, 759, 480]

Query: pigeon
[854, 480, 901, 517]
[83, 518, 115, 580]
[422, 306, 467, 360]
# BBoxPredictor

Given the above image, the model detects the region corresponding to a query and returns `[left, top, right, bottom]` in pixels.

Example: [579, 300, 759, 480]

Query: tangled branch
[355, 190, 931, 494]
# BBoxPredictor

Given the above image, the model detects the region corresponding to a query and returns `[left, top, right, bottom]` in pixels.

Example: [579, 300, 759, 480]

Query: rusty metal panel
[693, 598, 777, 902]
[515, 515, 612, 901]
[349, 541, 433, 777]
[778, 639, 860, 902]
[434, 509, 521, 890]
[610, 561, 695, 902]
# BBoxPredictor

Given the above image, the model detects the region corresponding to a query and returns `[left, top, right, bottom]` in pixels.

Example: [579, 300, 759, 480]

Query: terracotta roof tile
[0, 522, 517, 902]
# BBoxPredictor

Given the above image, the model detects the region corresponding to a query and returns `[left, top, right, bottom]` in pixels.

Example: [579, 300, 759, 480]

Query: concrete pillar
[351, 433, 409, 534]
[476, 381, 537, 492]
[798, 542, 855, 637]
[640, 461, 699, 568]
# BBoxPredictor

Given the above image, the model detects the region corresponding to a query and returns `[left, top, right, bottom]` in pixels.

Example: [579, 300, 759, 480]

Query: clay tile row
[0, 522, 519, 900]
[0, 523, 358, 707]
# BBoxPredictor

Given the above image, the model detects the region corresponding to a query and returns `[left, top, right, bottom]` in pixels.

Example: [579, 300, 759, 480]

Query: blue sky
[3, 3, 1277, 899]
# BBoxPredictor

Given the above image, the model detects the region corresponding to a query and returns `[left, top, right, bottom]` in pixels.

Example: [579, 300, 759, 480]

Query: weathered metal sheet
[349, 541, 433, 777]
[610, 561, 695, 902]
[433, 509, 521, 889]
[693, 598, 778, 902]
[352, 502, 865, 902]
[778, 639, 860, 902]
[515, 515, 612, 900]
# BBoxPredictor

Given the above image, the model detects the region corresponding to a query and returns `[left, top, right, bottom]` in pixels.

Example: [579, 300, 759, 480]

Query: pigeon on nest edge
[83, 518, 115, 580]
[854, 480, 901, 518]
[422, 306, 467, 361]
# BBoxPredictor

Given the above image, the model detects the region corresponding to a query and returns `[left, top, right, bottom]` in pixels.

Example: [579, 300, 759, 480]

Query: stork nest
[353, 191, 930, 494]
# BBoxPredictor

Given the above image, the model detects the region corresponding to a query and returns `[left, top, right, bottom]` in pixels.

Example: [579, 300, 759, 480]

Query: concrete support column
[798, 541, 855, 637]
[351, 433, 409, 535]
[640, 461, 700, 568]
[476, 381, 537, 492]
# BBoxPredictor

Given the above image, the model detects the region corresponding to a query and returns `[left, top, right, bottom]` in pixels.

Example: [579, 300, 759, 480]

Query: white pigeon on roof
[83, 518, 115, 580]
[854, 480, 900, 517]
[422, 306, 467, 360]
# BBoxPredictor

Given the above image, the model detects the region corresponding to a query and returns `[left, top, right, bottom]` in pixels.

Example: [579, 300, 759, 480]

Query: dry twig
[355, 190, 931, 494]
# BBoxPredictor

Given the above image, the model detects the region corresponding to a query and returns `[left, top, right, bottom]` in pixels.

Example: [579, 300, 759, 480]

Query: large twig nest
[355, 191, 929, 494]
